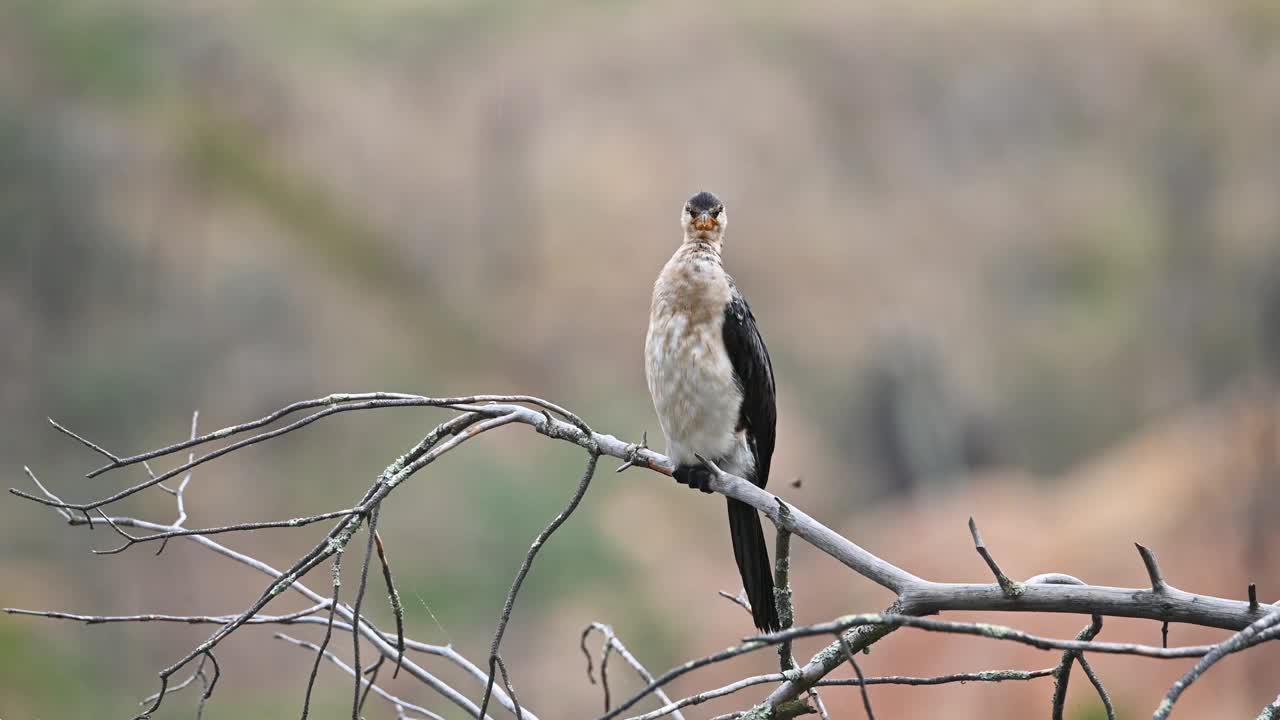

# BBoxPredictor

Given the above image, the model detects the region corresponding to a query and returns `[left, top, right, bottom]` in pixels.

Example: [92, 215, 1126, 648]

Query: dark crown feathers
[687, 191, 722, 214]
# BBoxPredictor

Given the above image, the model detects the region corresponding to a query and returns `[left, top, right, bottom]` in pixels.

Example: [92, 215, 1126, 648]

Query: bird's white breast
[645, 248, 743, 468]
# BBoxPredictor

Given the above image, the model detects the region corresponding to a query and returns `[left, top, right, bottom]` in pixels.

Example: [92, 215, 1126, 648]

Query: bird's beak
[691, 212, 718, 232]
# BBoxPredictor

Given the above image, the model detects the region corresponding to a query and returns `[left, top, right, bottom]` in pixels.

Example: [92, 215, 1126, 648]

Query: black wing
[722, 282, 776, 488]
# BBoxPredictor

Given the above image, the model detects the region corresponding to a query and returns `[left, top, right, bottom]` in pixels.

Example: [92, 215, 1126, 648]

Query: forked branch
[7, 392, 1277, 720]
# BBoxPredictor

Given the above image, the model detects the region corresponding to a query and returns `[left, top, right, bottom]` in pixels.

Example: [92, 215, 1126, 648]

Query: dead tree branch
[7, 391, 1278, 719]
[580, 623, 685, 720]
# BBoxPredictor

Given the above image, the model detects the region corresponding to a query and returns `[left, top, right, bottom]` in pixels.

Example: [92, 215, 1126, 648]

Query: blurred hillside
[2, 1, 1279, 717]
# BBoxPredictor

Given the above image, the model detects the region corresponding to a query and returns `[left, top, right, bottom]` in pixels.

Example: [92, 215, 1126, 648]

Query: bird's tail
[726, 498, 781, 632]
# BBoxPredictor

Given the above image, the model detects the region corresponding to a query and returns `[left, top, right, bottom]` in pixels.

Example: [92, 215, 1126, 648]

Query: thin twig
[302, 533, 351, 720]
[200, 650, 221, 702]
[718, 590, 753, 617]
[478, 451, 599, 719]
[600, 639, 614, 712]
[127, 413, 515, 718]
[837, 635, 875, 720]
[351, 506, 381, 720]
[1050, 615, 1103, 720]
[48, 418, 120, 462]
[1136, 543, 1169, 593]
[278, 616, 521, 715]
[1133, 543, 1174, 648]
[373, 529, 407, 676]
[276, 633, 446, 720]
[581, 623, 684, 720]
[91, 507, 366, 555]
[494, 656, 524, 720]
[23, 466, 70, 521]
[359, 655, 387, 716]
[1076, 655, 1116, 720]
[85, 393, 588, 478]
[6, 603, 330, 625]
[600, 639, 770, 720]
[616, 431, 648, 473]
[969, 517, 1023, 597]
[752, 612, 1280, 660]
[26, 396, 498, 511]
[621, 667, 1058, 720]
[173, 410, 199, 527]
[140, 653, 206, 707]
[1153, 610, 1280, 719]
[45, 511, 508, 718]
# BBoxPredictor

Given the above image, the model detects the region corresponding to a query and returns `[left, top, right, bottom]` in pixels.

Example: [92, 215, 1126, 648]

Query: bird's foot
[673, 464, 715, 494]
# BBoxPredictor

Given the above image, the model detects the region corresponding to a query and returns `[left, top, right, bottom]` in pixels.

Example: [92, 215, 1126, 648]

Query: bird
[644, 190, 780, 632]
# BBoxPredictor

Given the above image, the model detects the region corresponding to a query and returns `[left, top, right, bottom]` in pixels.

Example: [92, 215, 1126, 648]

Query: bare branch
[478, 451, 599, 719]
[117, 411, 519, 716]
[86, 394, 588, 478]
[359, 655, 387, 716]
[717, 590, 753, 617]
[15, 391, 1280, 720]
[48, 417, 120, 463]
[493, 656, 525, 720]
[302, 523, 354, 720]
[837, 635, 875, 720]
[602, 640, 771, 720]
[822, 667, 1059, 687]
[4, 603, 330, 625]
[615, 431, 648, 473]
[622, 666, 1057, 720]
[1035, 570, 1116, 720]
[753, 612, 1278, 660]
[276, 633, 446, 720]
[1135, 543, 1169, 594]
[350, 506, 381, 720]
[23, 466, 70, 521]
[140, 653, 205, 706]
[622, 666, 1049, 717]
[969, 516, 1023, 597]
[373, 529, 407, 676]
[173, 410, 199, 527]
[282, 615, 519, 711]
[775, 500, 797, 671]
[448, 402, 1266, 633]
[581, 623, 685, 720]
[90, 507, 366, 555]
[21, 397, 507, 512]
[1076, 655, 1116, 720]
[200, 651, 221, 704]
[45, 511, 516, 719]
[1153, 610, 1280, 719]
[771, 504, 829, 720]
[1050, 615, 1104, 720]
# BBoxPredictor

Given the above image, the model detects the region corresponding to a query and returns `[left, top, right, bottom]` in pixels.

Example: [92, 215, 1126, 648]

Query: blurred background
[3, 1, 1280, 718]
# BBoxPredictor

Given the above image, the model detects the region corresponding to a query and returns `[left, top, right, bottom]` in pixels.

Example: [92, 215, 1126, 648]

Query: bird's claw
[674, 462, 716, 494]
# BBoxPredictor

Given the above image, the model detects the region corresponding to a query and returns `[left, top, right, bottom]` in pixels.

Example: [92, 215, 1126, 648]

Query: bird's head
[681, 191, 727, 244]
